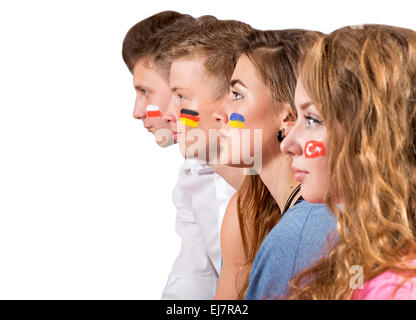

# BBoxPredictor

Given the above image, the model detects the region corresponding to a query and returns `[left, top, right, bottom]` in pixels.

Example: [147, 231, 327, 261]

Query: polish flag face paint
[304, 140, 326, 158]
[146, 105, 162, 118]
[179, 108, 200, 128]
[229, 113, 245, 129]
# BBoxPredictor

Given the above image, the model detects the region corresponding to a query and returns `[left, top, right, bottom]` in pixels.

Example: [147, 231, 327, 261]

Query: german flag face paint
[179, 108, 200, 128]
[146, 105, 162, 118]
[229, 113, 245, 129]
[304, 140, 326, 158]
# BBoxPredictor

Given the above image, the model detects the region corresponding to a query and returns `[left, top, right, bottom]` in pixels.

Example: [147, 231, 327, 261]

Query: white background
[0, 0, 414, 299]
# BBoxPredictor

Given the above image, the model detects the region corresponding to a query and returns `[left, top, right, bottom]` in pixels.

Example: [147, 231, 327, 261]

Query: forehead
[294, 78, 311, 107]
[169, 56, 205, 87]
[233, 54, 254, 77]
[133, 58, 160, 85]
[232, 54, 267, 93]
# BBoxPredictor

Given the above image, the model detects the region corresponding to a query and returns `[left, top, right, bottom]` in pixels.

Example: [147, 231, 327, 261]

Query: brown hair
[162, 17, 254, 99]
[289, 24, 416, 299]
[122, 11, 194, 75]
[234, 29, 322, 299]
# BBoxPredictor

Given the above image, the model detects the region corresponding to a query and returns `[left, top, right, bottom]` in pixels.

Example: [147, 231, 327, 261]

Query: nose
[280, 122, 303, 157]
[215, 93, 233, 127]
[212, 110, 228, 127]
[133, 95, 146, 120]
[163, 96, 178, 124]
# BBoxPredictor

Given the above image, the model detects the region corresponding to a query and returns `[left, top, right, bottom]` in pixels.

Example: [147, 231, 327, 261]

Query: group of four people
[122, 11, 416, 299]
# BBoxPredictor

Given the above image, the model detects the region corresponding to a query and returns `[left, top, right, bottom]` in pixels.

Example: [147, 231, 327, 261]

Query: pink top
[352, 264, 416, 300]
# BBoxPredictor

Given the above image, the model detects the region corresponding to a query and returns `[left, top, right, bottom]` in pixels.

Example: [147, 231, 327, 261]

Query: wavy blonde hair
[289, 25, 416, 299]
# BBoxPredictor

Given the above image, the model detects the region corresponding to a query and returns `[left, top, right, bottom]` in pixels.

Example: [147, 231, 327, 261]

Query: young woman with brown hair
[215, 29, 337, 299]
[282, 24, 416, 299]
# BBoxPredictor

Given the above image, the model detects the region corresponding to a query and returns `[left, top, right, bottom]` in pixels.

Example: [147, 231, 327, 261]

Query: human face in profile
[168, 56, 227, 161]
[280, 78, 329, 203]
[219, 54, 286, 171]
[132, 58, 174, 147]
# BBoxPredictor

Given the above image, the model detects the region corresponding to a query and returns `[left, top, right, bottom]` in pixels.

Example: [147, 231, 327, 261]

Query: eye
[231, 90, 243, 101]
[304, 115, 322, 128]
[177, 93, 185, 101]
[136, 87, 148, 95]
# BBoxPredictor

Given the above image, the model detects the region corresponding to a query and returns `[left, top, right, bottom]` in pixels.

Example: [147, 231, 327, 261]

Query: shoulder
[176, 160, 216, 194]
[252, 201, 316, 262]
[255, 201, 337, 273]
[277, 201, 337, 244]
[285, 200, 334, 222]
[246, 201, 335, 299]
[266, 201, 333, 242]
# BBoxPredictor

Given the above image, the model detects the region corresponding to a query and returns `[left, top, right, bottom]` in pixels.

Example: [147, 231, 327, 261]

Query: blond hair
[289, 24, 416, 299]
[162, 17, 253, 99]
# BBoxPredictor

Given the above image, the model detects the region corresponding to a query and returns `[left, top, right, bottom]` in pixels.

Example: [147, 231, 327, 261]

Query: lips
[292, 165, 309, 182]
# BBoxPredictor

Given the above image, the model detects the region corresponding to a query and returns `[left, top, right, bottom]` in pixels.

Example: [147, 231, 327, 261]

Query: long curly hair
[288, 24, 416, 299]
[233, 29, 322, 299]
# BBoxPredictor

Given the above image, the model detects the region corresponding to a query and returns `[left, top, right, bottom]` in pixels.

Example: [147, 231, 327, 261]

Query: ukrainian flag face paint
[146, 105, 162, 118]
[229, 112, 245, 129]
[179, 108, 200, 128]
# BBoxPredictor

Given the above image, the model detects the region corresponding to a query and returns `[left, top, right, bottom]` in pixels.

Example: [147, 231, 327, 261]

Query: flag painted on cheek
[304, 140, 326, 158]
[179, 108, 200, 128]
[229, 113, 245, 129]
[146, 105, 162, 118]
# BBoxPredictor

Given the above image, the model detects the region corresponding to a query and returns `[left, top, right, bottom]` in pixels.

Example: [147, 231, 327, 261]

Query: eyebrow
[171, 87, 183, 93]
[134, 84, 148, 91]
[230, 79, 247, 88]
[300, 101, 313, 110]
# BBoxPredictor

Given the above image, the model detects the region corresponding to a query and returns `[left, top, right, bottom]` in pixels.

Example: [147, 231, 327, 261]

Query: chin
[300, 185, 325, 204]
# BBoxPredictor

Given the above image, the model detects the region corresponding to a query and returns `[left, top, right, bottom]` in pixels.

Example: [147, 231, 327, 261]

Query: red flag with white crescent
[304, 140, 326, 158]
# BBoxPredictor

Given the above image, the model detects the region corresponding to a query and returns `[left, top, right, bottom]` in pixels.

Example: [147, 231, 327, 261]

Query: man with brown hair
[122, 11, 194, 148]
[160, 17, 255, 298]
[122, 12, 237, 299]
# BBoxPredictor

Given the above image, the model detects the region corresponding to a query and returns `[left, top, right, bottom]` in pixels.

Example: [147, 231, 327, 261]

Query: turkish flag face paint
[304, 140, 326, 159]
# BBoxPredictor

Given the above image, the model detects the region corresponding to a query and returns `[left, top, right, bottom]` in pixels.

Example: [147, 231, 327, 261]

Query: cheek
[244, 102, 277, 144]
[152, 91, 171, 113]
[304, 140, 326, 158]
[303, 141, 329, 202]
[146, 105, 163, 118]
[245, 97, 270, 127]
[229, 97, 264, 130]
[304, 140, 328, 176]
[229, 112, 246, 129]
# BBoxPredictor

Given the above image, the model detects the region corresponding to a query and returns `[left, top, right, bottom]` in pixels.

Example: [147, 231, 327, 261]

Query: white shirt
[161, 159, 236, 300]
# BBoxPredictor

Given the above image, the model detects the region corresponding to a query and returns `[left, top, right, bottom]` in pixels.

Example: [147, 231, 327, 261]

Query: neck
[209, 163, 244, 190]
[259, 150, 300, 212]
